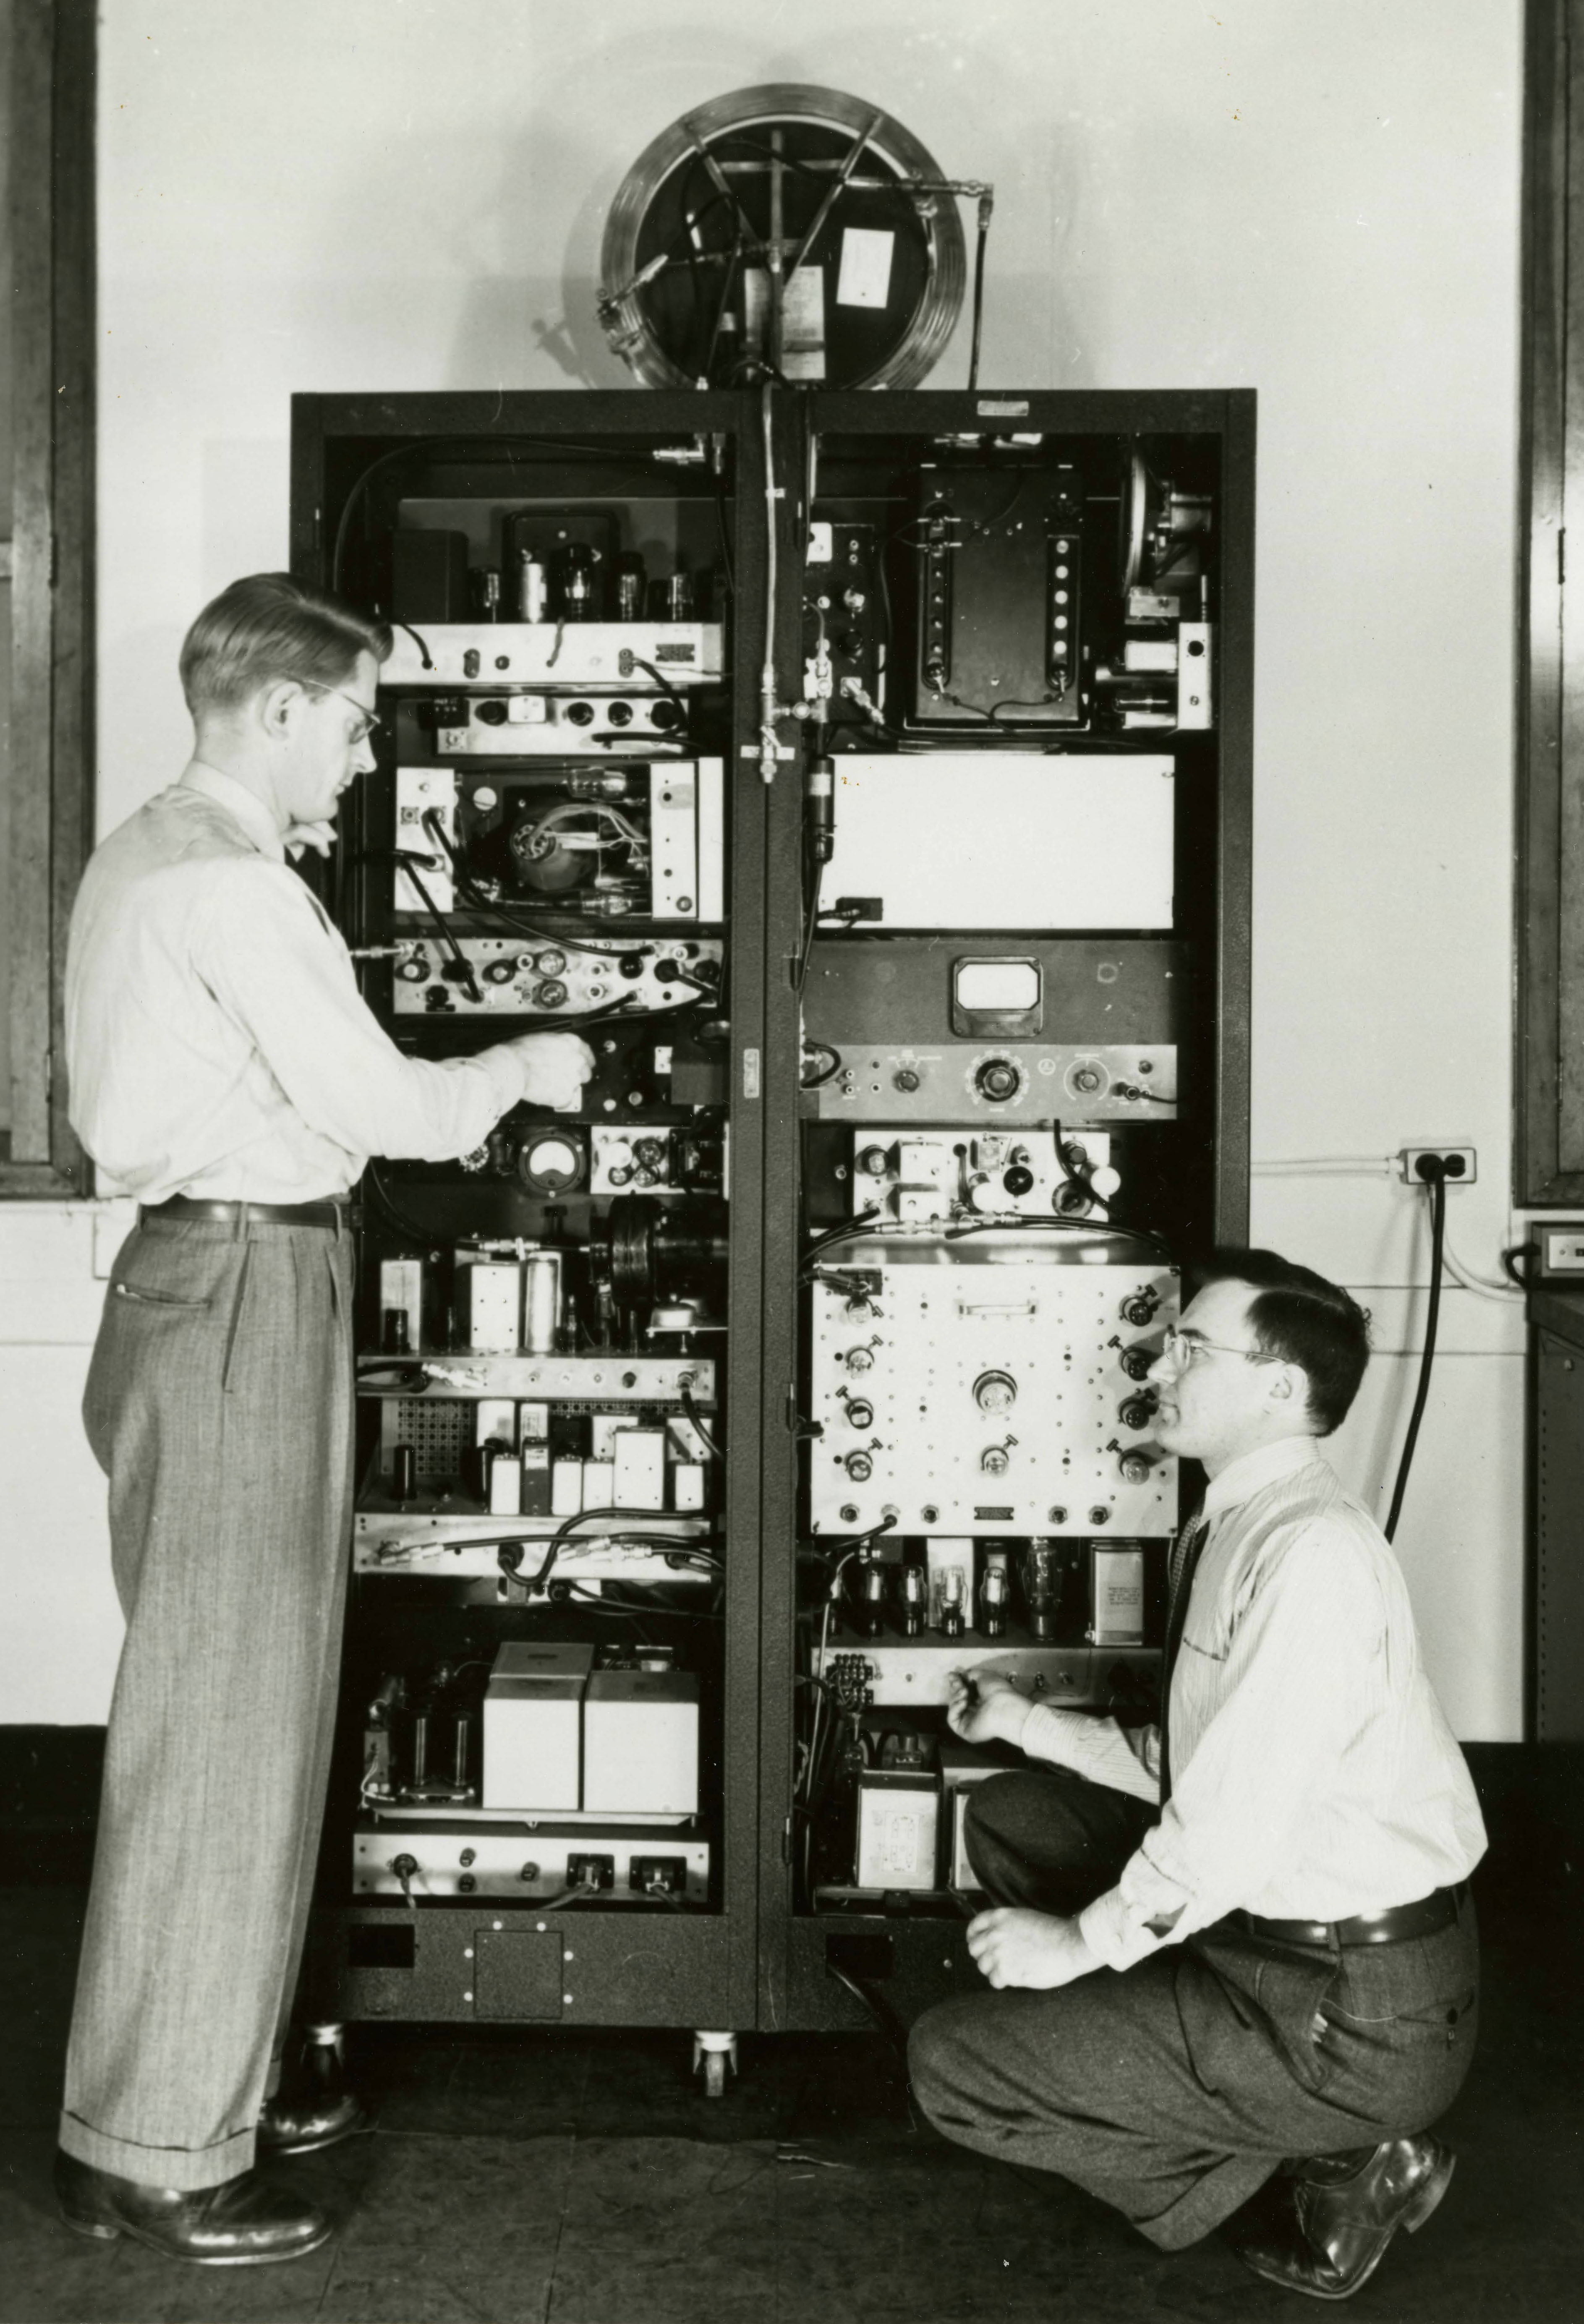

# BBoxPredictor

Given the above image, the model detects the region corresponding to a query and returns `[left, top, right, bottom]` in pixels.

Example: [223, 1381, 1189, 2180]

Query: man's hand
[284, 820, 337, 861]
[946, 1667, 1032, 1751]
[506, 1032, 597, 1113]
[966, 1907, 1098, 1991]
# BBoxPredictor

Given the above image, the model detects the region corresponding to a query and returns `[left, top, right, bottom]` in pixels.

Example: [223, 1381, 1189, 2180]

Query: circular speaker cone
[599, 84, 966, 391]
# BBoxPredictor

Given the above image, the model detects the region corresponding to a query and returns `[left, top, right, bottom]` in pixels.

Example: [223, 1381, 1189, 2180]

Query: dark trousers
[60, 1217, 354, 2191]
[909, 1768, 1480, 2250]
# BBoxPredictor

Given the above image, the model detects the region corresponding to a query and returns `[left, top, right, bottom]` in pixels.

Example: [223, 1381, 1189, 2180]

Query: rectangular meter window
[951, 957, 1043, 1037]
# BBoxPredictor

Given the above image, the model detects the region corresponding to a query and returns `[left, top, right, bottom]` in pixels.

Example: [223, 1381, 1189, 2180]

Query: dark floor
[2, 1873, 1581, 2324]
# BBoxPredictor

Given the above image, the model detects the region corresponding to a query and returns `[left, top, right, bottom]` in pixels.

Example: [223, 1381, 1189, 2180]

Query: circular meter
[599, 86, 967, 390]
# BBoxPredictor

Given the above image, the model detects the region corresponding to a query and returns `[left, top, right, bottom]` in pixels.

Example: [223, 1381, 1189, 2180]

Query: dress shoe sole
[59, 2209, 332, 2267]
[257, 2103, 368, 2157]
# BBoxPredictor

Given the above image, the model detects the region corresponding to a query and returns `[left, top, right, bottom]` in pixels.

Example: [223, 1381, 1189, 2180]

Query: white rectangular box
[482, 1642, 592, 1811]
[582, 1671, 699, 1815]
[464, 1264, 521, 1354]
[672, 1462, 707, 1512]
[476, 1399, 517, 1449]
[612, 1428, 667, 1508]
[581, 1460, 615, 1510]
[855, 1771, 940, 1890]
[551, 1460, 584, 1517]
[487, 1453, 522, 1516]
[823, 754, 1175, 930]
[1090, 1544, 1146, 1646]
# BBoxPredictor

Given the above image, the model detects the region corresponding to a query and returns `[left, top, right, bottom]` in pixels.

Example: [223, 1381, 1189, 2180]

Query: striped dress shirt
[1016, 1435, 1487, 1973]
[66, 763, 528, 1204]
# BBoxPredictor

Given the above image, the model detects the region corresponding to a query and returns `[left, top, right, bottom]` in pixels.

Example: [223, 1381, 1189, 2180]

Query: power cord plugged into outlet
[1399, 1146, 1476, 1186]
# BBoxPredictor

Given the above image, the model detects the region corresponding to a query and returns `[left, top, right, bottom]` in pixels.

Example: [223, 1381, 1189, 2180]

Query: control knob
[974, 1058, 1022, 1103]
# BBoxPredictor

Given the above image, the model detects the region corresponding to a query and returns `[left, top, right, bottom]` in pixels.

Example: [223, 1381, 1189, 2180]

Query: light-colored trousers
[60, 1214, 353, 2190]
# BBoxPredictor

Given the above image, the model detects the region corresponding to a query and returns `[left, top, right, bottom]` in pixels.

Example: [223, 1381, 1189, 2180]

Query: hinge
[785, 1385, 800, 1433]
[781, 1815, 793, 1863]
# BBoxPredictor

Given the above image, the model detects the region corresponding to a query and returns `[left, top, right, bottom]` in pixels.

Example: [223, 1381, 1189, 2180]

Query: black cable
[802, 1210, 1172, 1266]
[966, 204, 991, 393]
[825, 1961, 909, 2057]
[366, 1158, 445, 1245]
[796, 859, 823, 996]
[679, 1383, 724, 1462]
[417, 807, 651, 964]
[563, 1583, 723, 1621]
[395, 621, 434, 669]
[1502, 1241, 1540, 1290]
[801, 1206, 883, 1261]
[1384, 1163, 1448, 1543]
[626, 657, 686, 713]
[396, 853, 483, 1002]
[800, 1042, 842, 1091]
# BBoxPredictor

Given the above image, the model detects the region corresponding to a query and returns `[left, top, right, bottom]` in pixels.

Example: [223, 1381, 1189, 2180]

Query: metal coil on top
[599, 84, 967, 391]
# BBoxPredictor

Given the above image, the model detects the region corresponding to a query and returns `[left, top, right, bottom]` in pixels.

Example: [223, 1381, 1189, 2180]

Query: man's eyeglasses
[1160, 1327, 1275, 1368]
[303, 682, 384, 747]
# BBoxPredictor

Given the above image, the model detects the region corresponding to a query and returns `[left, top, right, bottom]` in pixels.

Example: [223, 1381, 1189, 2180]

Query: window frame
[2, 0, 94, 1196]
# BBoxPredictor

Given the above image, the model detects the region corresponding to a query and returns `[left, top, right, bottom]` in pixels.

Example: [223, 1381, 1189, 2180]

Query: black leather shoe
[1229, 2134, 1456, 2301]
[53, 2149, 330, 2267]
[257, 2088, 366, 2155]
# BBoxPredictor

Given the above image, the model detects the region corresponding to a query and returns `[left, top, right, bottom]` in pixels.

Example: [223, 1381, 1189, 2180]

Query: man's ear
[257, 679, 303, 742]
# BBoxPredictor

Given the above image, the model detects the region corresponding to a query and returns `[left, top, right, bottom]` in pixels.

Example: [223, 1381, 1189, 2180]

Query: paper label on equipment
[744, 266, 826, 380]
[836, 227, 894, 309]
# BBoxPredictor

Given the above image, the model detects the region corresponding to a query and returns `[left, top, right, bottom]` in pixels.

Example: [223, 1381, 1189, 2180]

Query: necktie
[1158, 1506, 1208, 1808]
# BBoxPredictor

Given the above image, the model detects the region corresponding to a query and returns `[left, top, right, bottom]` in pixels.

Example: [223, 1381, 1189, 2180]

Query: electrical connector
[1398, 1147, 1477, 1186]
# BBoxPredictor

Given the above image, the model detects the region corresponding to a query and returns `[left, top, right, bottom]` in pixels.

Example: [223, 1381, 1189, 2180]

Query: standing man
[910, 1249, 1487, 2302]
[56, 574, 593, 2265]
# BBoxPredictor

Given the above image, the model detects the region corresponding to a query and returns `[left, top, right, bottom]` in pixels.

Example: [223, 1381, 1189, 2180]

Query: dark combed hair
[179, 573, 392, 715]
[1196, 1247, 1371, 1436]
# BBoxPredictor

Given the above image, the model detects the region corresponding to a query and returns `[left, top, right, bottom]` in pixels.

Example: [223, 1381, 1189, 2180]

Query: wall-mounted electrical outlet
[1398, 1147, 1477, 1186]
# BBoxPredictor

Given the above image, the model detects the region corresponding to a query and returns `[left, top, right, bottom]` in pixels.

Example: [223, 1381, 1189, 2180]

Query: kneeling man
[910, 1248, 1486, 2302]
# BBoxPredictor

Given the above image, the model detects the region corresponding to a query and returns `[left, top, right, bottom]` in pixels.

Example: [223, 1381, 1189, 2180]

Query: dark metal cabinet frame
[290, 384, 1254, 2038]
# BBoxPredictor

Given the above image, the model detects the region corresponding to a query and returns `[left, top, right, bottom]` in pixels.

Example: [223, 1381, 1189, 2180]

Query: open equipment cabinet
[289, 384, 1252, 2080]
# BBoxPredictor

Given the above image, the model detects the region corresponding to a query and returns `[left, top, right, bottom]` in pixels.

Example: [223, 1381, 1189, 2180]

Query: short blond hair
[180, 573, 391, 715]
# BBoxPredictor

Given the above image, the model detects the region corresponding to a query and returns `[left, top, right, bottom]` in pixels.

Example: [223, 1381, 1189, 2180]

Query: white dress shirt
[1015, 1436, 1487, 1972]
[65, 763, 528, 1203]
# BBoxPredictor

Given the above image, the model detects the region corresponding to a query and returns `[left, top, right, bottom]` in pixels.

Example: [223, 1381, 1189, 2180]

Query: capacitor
[522, 1250, 563, 1355]
[392, 1444, 417, 1503]
[517, 552, 547, 623]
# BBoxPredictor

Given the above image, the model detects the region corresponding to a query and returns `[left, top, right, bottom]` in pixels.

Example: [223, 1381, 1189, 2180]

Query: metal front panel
[809, 1043, 1177, 1125]
[822, 754, 1175, 930]
[808, 1249, 1179, 1537]
[389, 935, 723, 1018]
[353, 1823, 710, 1902]
[382, 621, 724, 689]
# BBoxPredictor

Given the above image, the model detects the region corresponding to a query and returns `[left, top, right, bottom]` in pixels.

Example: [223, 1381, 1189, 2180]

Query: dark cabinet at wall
[1532, 1293, 1584, 1739]
[290, 386, 1253, 2055]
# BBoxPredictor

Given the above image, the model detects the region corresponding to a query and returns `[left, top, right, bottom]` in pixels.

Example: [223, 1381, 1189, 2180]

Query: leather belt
[140, 1195, 351, 1230]
[1240, 1882, 1465, 1950]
